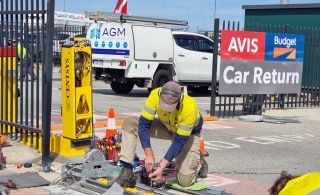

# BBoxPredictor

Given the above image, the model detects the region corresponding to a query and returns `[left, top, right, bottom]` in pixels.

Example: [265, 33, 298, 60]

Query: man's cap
[158, 82, 182, 112]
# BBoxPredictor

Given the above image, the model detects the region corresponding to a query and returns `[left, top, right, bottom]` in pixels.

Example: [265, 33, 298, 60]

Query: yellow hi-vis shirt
[141, 87, 200, 136]
[279, 172, 320, 195]
[17, 43, 27, 59]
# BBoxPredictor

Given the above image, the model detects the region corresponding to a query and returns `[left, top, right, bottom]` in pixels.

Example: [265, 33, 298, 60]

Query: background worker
[8, 39, 36, 81]
[117, 81, 207, 187]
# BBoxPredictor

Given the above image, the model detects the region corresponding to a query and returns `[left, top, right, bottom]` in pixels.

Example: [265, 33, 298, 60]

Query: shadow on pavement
[262, 116, 301, 124]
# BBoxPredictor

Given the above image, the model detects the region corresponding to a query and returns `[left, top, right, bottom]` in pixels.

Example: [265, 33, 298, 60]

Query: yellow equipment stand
[60, 39, 93, 156]
[0, 47, 16, 133]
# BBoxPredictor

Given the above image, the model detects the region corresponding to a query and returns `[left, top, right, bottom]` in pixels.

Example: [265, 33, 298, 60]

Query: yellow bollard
[0, 47, 17, 134]
[59, 38, 93, 156]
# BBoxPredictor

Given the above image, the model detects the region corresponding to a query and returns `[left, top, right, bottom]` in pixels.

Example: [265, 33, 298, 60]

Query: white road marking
[203, 123, 234, 130]
[197, 173, 239, 187]
[205, 141, 241, 150]
[197, 102, 210, 105]
[204, 134, 319, 151]
[235, 134, 316, 145]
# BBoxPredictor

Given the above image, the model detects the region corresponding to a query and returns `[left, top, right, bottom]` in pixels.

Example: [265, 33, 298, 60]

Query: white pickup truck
[87, 17, 220, 94]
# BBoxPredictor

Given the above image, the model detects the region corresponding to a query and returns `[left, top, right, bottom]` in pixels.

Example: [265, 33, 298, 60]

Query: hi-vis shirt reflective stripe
[143, 105, 156, 116]
[279, 172, 320, 195]
[141, 88, 200, 136]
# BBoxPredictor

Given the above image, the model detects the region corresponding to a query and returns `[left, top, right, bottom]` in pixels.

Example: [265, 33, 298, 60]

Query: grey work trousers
[119, 116, 201, 187]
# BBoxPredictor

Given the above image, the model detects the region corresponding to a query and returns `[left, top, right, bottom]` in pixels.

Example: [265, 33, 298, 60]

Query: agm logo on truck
[90, 27, 126, 39]
[90, 28, 101, 39]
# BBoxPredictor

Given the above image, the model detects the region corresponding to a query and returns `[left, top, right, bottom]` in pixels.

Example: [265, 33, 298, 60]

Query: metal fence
[210, 18, 320, 117]
[53, 25, 86, 65]
[0, 0, 54, 166]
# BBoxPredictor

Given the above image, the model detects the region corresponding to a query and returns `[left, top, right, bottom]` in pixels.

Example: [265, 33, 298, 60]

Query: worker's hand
[145, 154, 155, 172]
[149, 167, 163, 181]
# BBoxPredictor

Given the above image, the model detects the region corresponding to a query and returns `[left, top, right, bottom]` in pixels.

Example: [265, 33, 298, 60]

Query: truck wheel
[152, 69, 173, 89]
[110, 82, 134, 94]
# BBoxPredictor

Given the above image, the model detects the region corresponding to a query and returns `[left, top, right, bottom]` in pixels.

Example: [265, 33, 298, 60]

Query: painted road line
[205, 141, 241, 150]
[202, 134, 320, 151]
[93, 113, 108, 120]
[118, 112, 141, 117]
[50, 119, 124, 131]
[198, 173, 270, 194]
[216, 173, 270, 195]
[234, 134, 319, 145]
[197, 102, 210, 105]
[197, 173, 239, 187]
[203, 123, 234, 130]
[217, 121, 255, 128]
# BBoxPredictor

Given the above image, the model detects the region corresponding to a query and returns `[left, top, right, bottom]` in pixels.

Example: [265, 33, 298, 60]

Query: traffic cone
[105, 107, 118, 139]
[200, 135, 209, 157]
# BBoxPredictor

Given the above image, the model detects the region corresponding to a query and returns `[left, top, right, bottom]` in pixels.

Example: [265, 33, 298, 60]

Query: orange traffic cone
[200, 135, 209, 157]
[105, 107, 118, 139]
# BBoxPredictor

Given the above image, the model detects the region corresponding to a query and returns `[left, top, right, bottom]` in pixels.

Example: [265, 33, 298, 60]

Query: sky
[55, 0, 320, 31]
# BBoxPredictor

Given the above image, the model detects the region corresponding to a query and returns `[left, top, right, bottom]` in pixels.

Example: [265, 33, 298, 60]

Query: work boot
[116, 167, 136, 188]
[198, 152, 208, 178]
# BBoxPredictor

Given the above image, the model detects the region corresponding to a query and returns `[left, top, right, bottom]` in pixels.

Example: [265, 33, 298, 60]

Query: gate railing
[53, 25, 86, 66]
[0, 0, 54, 167]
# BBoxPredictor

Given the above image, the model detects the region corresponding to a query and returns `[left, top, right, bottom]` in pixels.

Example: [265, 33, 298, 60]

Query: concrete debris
[59, 149, 123, 195]
[82, 149, 122, 179]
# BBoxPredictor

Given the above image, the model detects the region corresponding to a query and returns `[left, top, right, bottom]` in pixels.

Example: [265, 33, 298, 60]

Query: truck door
[195, 36, 215, 81]
[173, 34, 201, 81]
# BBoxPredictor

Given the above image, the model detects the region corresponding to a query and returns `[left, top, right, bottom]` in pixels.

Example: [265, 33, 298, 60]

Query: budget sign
[219, 30, 304, 95]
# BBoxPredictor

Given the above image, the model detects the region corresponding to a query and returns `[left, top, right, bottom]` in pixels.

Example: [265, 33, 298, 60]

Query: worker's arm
[138, 116, 153, 148]
[163, 133, 189, 162]
[164, 109, 201, 162]
[138, 116, 155, 172]
[139, 89, 159, 172]
[149, 129, 195, 180]
[150, 112, 202, 180]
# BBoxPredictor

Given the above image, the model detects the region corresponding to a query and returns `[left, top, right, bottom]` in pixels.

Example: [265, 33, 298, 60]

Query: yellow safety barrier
[0, 47, 17, 133]
[59, 38, 93, 156]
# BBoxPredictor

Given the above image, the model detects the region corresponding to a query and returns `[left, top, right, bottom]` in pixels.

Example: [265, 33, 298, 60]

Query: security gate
[0, 0, 54, 166]
[210, 19, 320, 117]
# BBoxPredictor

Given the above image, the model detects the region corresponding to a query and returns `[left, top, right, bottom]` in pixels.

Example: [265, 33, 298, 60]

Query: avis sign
[219, 30, 304, 95]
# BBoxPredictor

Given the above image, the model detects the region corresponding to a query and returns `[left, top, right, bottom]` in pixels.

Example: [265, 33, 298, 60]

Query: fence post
[279, 24, 289, 109]
[82, 26, 86, 36]
[210, 18, 220, 116]
[42, 0, 55, 168]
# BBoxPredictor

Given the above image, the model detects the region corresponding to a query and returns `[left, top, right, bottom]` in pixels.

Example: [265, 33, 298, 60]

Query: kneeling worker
[117, 82, 206, 187]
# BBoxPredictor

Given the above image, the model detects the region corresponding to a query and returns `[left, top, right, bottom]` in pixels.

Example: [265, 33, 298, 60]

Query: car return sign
[219, 30, 304, 95]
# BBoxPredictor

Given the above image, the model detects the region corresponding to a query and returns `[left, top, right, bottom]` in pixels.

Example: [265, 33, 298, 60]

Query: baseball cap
[158, 82, 182, 112]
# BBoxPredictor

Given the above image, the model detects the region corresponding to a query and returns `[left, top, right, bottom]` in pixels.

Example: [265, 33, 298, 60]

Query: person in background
[8, 39, 36, 81]
[269, 171, 320, 195]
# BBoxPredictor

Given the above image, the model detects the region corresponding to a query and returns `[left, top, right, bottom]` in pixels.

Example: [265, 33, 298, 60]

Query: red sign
[221, 30, 265, 61]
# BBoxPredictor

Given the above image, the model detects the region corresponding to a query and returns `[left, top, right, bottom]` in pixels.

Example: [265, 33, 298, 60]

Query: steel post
[210, 18, 220, 116]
